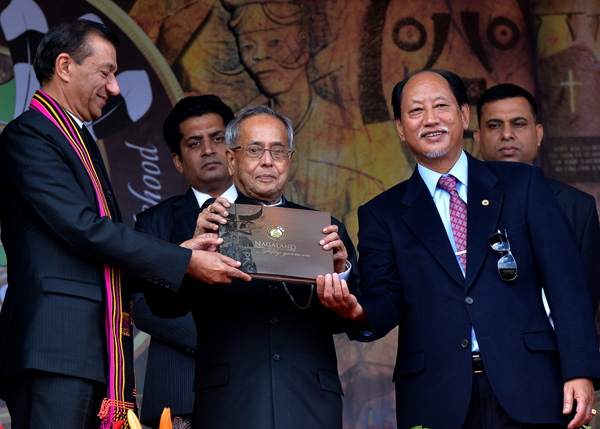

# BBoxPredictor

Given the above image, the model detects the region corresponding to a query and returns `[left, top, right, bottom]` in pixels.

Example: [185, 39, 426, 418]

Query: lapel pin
[482, 199, 490, 206]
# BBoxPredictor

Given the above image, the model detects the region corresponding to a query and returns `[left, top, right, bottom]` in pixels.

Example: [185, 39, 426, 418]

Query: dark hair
[163, 95, 235, 156]
[34, 19, 119, 85]
[226, 105, 293, 150]
[391, 69, 469, 120]
[476, 83, 538, 126]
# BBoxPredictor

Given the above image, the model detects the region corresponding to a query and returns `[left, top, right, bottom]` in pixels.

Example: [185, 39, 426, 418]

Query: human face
[173, 113, 232, 196]
[234, 8, 309, 97]
[228, 114, 292, 205]
[396, 72, 470, 173]
[65, 34, 120, 122]
[474, 97, 543, 164]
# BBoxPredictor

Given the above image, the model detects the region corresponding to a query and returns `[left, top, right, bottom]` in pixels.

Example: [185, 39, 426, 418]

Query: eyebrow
[185, 129, 224, 140]
[248, 141, 286, 146]
[486, 116, 529, 124]
[406, 94, 449, 106]
[102, 61, 117, 72]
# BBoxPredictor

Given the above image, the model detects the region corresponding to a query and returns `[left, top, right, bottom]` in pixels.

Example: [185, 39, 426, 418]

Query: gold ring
[592, 408, 597, 416]
[207, 204, 213, 213]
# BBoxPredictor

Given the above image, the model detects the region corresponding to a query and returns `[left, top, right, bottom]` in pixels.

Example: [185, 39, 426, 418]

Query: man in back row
[473, 83, 600, 317]
[133, 94, 237, 427]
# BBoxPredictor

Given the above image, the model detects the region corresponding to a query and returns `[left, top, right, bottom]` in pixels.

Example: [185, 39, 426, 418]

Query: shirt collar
[192, 183, 238, 207]
[418, 150, 469, 197]
[261, 197, 284, 207]
[65, 110, 84, 129]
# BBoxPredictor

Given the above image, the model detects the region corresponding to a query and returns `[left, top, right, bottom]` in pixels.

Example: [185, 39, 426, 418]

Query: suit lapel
[464, 154, 503, 290]
[171, 188, 201, 243]
[401, 168, 465, 287]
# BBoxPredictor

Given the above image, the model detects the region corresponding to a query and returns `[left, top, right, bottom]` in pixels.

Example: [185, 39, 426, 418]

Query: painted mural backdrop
[0, 0, 598, 427]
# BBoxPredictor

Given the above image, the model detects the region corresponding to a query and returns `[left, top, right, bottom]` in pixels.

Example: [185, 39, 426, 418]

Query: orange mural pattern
[0, 0, 598, 427]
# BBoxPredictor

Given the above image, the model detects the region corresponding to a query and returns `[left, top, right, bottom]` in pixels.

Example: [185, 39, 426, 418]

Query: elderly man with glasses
[143, 104, 359, 429]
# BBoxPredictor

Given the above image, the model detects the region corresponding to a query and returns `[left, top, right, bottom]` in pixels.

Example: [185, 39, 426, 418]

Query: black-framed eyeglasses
[488, 229, 518, 282]
[231, 143, 293, 160]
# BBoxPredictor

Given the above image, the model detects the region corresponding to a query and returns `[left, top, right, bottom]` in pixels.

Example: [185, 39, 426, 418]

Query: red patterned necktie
[438, 175, 467, 273]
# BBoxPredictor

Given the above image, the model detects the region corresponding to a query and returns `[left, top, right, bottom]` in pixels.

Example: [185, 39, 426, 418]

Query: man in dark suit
[133, 94, 237, 428]
[317, 70, 600, 428]
[142, 104, 359, 428]
[0, 20, 249, 429]
[473, 83, 600, 314]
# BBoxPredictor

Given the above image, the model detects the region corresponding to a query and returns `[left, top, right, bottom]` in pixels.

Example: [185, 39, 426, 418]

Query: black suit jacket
[133, 293, 196, 426]
[140, 191, 359, 429]
[353, 153, 600, 428]
[546, 178, 600, 311]
[0, 108, 191, 397]
[133, 188, 200, 425]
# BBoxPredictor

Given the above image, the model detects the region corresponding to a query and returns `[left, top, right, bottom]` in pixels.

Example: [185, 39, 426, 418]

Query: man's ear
[172, 153, 184, 174]
[395, 118, 405, 142]
[460, 104, 471, 130]
[535, 123, 543, 149]
[473, 128, 481, 150]
[54, 53, 73, 83]
[226, 149, 235, 177]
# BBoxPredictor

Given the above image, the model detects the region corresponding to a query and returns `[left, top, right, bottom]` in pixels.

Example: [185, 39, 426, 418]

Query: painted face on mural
[231, 3, 309, 97]
[228, 114, 293, 205]
[396, 72, 470, 173]
[63, 34, 120, 122]
[173, 113, 232, 194]
[474, 97, 543, 164]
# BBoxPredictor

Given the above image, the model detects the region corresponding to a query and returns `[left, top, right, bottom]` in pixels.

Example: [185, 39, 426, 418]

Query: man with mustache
[317, 69, 600, 429]
[134, 95, 237, 428]
[473, 83, 600, 317]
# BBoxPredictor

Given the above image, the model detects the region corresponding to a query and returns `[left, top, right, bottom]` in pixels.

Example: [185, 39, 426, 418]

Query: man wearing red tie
[317, 69, 600, 429]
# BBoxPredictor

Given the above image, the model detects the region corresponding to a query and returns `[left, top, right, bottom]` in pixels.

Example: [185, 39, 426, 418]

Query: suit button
[272, 353, 281, 361]
[269, 284, 277, 291]
[461, 339, 470, 349]
[106, 189, 113, 196]
[270, 317, 279, 325]
[164, 283, 171, 289]
[153, 278, 159, 284]
[465, 296, 474, 304]
[147, 276, 153, 282]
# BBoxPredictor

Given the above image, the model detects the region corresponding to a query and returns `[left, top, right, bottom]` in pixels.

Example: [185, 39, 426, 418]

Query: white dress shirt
[192, 183, 238, 208]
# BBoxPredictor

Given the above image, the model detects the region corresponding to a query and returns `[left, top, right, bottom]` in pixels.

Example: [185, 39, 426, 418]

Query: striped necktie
[437, 175, 467, 273]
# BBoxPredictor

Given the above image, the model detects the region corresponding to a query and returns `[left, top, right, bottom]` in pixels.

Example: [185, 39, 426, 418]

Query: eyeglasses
[488, 229, 518, 282]
[231, 144, 293, 160]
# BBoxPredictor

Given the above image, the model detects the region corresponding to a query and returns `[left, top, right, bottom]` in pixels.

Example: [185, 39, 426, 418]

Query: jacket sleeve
[350, 202, 405, 341]
[133, 293, 196, 352]
[579, 196, 600, 312]
[525, 167, 600, 383]
[333, 216, 360, 296]
[0, 112, 191, 291]
[134, 207, 195, 318]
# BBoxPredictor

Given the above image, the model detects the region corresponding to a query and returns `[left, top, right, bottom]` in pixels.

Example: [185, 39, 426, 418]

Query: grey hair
[226, 105, 294, 150]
